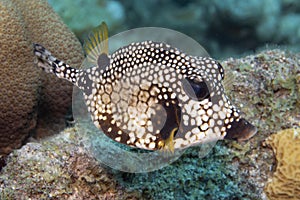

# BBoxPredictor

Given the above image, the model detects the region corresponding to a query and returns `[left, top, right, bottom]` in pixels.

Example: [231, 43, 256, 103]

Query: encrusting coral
[265, 128, 300, 200]
[0, 0, 84, 154]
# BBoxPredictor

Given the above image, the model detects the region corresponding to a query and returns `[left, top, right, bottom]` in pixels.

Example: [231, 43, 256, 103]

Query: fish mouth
[224, 118, 257, 142]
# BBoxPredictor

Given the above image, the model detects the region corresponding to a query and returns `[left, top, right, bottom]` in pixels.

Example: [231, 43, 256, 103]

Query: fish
[33, 22, 257, 152]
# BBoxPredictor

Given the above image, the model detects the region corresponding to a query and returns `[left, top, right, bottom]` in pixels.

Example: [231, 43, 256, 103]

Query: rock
[0, 127, 142, 199]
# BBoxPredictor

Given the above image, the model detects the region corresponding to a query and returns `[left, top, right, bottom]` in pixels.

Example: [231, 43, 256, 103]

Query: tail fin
[33, 43, 79, 84]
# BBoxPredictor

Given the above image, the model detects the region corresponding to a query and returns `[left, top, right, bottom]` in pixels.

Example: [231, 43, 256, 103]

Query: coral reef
[0, 127, 142, 199]
[0, 0, 84, 154]
[1, 49, 299, 199]
[265, 128, 300, 200]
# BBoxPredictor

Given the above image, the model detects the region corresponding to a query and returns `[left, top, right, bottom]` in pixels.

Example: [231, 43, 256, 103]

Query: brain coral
[265, 128, 300, 200]
[0, 0, 84, 154]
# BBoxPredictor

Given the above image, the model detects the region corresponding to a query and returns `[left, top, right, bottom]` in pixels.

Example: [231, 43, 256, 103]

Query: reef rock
[0, 127, 142, 199]
[265, 128, 300, 200]
[0, 0, 84, 154]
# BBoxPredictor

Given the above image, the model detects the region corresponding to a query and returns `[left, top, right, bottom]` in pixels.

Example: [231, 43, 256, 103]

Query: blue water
[49, 0, 300, 59]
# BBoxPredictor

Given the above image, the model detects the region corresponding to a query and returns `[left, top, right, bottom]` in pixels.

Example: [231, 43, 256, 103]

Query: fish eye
[182, 77, 210, 101]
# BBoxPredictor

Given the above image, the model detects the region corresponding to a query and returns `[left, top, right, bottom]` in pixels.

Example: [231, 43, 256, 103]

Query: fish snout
[224, 118, 257, 141]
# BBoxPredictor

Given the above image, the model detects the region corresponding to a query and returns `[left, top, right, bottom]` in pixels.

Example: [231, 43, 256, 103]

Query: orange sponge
[265, 128, 300, 200]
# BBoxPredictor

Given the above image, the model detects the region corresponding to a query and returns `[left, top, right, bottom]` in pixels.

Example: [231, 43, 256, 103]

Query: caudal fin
[33, 43, 79, 84]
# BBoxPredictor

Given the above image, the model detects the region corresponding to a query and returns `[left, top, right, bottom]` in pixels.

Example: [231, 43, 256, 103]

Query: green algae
[113, 143, 258, 199]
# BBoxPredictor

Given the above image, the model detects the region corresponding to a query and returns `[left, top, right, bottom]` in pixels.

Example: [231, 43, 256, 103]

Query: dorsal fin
[83, 22, 109, 65]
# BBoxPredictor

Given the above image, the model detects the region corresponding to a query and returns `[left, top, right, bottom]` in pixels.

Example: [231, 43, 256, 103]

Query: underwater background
[0, 0, 299, 199]
[49, 0, 300, 59]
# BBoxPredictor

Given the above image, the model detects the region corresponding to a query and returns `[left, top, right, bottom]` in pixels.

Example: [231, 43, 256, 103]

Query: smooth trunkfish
[33, 22, 257, 152]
